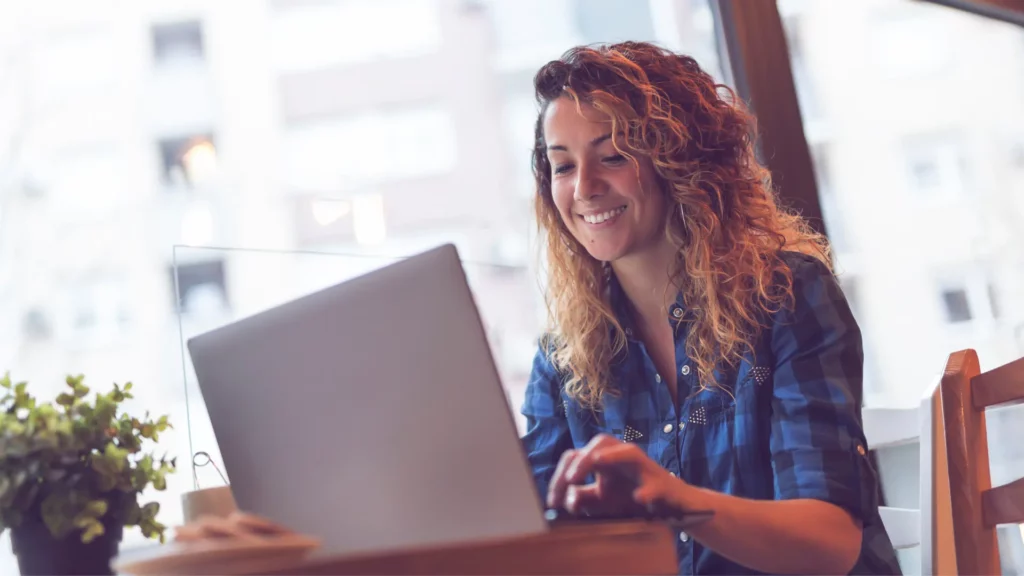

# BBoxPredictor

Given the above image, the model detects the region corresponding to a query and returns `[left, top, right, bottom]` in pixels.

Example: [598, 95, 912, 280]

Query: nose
[573, 161, 607, 202]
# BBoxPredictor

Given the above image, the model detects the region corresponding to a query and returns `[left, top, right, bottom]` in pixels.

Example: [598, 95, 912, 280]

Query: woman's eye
[603, 154, 627, 165]
[553, 163, 575, 175]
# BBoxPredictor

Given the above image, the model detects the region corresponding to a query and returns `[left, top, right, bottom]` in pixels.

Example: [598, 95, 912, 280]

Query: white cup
[181, 486, 238, 524]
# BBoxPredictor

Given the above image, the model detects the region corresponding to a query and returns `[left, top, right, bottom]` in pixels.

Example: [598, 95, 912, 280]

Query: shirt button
[679, 421, 686, 431]
[655, 374, 662, 383]
[672, 307, 684, 319]
[680, 365, 691, 376]
[679, 531, 690, 543]
[857, 444, 867, 456]
[669, 471, 677, 477]
[662, 423, 673, 434]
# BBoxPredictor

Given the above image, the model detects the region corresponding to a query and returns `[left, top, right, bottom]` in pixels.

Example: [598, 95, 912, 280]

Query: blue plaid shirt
[522, 252, 901, 575]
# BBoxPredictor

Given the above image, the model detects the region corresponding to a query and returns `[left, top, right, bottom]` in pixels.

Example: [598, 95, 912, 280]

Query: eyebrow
[546, 132, 614, 152]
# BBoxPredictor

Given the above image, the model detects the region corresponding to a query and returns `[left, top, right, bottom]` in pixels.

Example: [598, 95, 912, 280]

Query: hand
[547, 434, 689, 517]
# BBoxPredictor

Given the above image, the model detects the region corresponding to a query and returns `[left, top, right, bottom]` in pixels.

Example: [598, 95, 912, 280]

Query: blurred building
[2, 0, 1023, 569]
[0, 0, 716, 560]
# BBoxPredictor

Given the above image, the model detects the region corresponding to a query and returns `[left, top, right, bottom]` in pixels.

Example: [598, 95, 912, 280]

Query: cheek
[551, 183, 576, 225]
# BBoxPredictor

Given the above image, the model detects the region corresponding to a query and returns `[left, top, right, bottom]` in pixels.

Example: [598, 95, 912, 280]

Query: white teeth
[583, 206, 626, 224]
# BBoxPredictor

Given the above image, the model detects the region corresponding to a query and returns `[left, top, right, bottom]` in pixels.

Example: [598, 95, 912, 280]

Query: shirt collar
[607, 274, 688, 341]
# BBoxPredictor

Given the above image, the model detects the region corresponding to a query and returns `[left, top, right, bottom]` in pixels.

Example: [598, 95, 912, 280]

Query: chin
[581, 242, 631, 263]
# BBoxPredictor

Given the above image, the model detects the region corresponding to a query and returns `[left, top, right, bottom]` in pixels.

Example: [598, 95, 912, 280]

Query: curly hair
[532, 42, 830, 408]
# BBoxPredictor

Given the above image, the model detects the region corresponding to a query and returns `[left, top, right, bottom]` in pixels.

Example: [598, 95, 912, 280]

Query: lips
[580, 205, 626, 224]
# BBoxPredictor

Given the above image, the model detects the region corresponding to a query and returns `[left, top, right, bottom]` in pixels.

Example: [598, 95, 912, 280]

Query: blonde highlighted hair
[532, 42, 830, 408]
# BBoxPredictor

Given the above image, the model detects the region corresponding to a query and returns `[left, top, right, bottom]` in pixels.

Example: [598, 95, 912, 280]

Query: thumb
[632, 483, 662, 508]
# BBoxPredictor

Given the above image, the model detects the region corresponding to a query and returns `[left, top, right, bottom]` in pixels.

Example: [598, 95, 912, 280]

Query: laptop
[186, 244, 711, 559]
[186, 244, 546, 557]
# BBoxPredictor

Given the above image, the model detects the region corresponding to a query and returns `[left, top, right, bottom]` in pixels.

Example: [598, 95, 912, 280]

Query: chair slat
[879, 507, 921, 550]
[972, 356, 1024, 409]
[863, 407, 919, 449]
[982, 476, 1024, 527]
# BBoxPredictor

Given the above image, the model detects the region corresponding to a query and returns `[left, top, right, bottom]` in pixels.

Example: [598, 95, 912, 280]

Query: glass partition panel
[166, 242, 544, 539]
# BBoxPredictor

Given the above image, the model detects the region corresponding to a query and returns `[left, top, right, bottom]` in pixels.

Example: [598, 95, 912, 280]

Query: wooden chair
[938, 349, 1024, 575]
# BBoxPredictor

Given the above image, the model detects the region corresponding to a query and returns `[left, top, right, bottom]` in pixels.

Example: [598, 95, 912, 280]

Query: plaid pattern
[521, 252, 901, 575]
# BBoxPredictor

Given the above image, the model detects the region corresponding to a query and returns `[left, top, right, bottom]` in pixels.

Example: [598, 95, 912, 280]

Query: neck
[609, 239, 679, 327]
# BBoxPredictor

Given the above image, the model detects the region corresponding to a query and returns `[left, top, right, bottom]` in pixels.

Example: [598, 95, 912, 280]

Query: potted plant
[0, 373, 176, 575]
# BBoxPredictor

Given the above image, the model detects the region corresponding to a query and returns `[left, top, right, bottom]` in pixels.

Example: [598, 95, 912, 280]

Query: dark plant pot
[11, 516, 124, 576]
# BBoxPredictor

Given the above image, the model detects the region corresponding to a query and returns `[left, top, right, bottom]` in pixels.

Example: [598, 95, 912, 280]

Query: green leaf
[41, 493, 76, 540]
[122, 501, 141, 526]
[0, 476, 11, 507]
[84, 499, 108, 517]
[55, 392, 75, 408]
[80, 520, 104, 543]
[141, 502, 160, 520]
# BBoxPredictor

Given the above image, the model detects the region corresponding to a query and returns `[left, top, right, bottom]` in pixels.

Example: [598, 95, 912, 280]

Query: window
[172, 260, 229, 315]
[502, 95, 540, 198]
[271, 0, 441, 72]
[839, 275, 861, 317]
[988, 283, 1001, 319]
[158, 135, 217, 186]
[0, 0, 725, 566]
[62, 278, 130, 346]
[902, 135, 968, 199]
[783, 16, 820, 120]
[484, 0, 581, 71]
[1012, 140, 1024, 169]
[152, 21, 204, 63]
[49, 149, 124, 215]
[33, 29, 119, 99]
[869, 10, 951, 78]
[810, 144, 832, 198]
[21, 309, 53, 341]
[283, 108, 456, 191]
[783, 5, 1024, 567]
[941, 287, 972, 323]
[573, 0, 655, 45]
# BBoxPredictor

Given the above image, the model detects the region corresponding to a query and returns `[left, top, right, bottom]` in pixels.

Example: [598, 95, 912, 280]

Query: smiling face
[543, 97, 668, 264]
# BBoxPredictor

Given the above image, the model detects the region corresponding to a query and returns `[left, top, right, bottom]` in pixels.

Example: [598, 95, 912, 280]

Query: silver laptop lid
[187, 244, 546, 557]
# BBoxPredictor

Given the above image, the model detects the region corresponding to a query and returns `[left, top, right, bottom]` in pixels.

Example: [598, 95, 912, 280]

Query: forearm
[671, 484, 862, 575]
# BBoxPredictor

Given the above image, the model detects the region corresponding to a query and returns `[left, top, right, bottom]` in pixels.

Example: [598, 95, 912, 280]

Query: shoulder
[775, 251, 847, 311]
[778, 250, 834, 286]
[770, 250, 858, 335]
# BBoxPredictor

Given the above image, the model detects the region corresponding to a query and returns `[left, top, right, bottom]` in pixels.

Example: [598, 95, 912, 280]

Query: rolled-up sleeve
[520, 340, 573, 502]
[769, 254, 878, 522]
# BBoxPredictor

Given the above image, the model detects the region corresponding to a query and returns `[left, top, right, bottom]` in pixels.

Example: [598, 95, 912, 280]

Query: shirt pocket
[680, 388, 737, 490]
[560, 389, 635, 448]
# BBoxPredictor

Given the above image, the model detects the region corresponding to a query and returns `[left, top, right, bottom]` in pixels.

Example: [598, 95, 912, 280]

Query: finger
[565, 434, 623, 483]
[567, 438, 645, 484]
[547, 448, 581, 508]
[564, 483, 603, 514]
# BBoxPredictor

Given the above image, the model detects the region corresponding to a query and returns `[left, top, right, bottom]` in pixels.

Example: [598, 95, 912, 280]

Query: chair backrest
[863, 405, 924, 552]
[864, 379, 954, 575]
[939, 349, 1024, 575]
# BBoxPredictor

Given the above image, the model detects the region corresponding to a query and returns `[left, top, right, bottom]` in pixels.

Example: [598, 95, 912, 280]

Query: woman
[522, 42, 900, 575]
